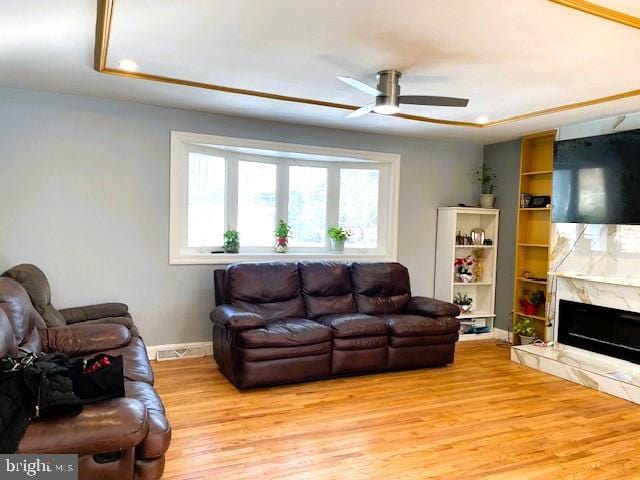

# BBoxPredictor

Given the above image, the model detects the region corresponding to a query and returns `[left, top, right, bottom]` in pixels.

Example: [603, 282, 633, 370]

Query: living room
[1, 1, 640, 479]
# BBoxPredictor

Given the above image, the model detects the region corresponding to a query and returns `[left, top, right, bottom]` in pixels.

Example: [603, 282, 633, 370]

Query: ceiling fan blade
[399, 95, 469, 107]
[337, 76, 382, 96]
[346, 103, 375, 118]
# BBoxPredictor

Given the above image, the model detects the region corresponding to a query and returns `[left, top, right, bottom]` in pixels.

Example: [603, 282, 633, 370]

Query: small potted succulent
[222, 230, 240, 254]
[327, 226, 351, 253]
[274, 220, 291, 253]
[519, 289, 545, 316]
[453, 292, 473, 313]
[474, 165, 497, 208]
[514, 316, 536, 345]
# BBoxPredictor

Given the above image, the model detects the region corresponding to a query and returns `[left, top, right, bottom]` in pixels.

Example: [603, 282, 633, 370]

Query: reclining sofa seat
[0, 277, 170, 480]
[211, 261, 461, 389]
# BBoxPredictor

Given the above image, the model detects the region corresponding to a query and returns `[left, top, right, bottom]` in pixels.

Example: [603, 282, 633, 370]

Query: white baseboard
[146, 341, 213, 361]
[493, 327, 512, 342]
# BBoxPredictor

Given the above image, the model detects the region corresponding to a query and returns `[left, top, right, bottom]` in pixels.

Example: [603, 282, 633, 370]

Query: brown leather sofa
[0, 277, 170, 480]
[2, 264, 139, 337]
[211, 262, 460, 389]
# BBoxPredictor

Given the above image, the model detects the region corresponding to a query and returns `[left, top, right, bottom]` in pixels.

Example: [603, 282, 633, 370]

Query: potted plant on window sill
[223, 230, 240, 254]
[275, 220, 291, 253]
[514, 315, 536, 345]
[327, 226, 351, 253]
[474, 165, 497, 208]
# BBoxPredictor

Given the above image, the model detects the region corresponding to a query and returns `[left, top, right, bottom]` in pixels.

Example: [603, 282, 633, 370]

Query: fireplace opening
[558, 300, 640, 365]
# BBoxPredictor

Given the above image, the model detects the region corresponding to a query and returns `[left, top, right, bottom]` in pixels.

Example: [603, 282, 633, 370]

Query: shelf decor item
[473, 248, 484, 281]
[453, 292, 473, 313]
[471, 228, 485, 245]
[327, 226, 351, 253]
[455, 255, 475, 283]
[222, 230, 240, 254]
[514, 316, 536, 345]
[474, 165, 497, 208]
[274, 220, 291, 253]
[519, 289, 545, 315]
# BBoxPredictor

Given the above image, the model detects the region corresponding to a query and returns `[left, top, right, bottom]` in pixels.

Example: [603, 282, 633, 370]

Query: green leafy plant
[327, 226, 351, 242]
[528, 290, 546, 306]
[275, 220, 291, 238]
[222, 230, 240, 253]
[473, 165, 497, 194]
[514, 316, 536, 337]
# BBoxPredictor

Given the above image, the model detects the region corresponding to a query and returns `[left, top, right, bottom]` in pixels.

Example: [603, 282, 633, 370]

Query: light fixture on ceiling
[118, 59, 138, 72]
[475, 115, 489, 125]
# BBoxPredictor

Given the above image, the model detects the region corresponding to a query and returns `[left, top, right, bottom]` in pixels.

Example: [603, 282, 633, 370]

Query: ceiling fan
[338, 69, 469, 118]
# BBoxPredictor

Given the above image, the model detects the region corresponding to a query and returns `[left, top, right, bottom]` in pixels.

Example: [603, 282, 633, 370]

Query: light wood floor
[153, 341, 640, 480]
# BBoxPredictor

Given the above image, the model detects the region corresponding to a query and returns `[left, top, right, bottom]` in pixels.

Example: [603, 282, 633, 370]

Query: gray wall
[483, 140, 521, 331]
[0, 86, 482, 346]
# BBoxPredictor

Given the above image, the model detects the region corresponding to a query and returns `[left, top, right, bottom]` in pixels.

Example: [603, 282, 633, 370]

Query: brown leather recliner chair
[0, 277, 170, 480]
[2, 264, 139, 337]
[211, 261, 460, 389]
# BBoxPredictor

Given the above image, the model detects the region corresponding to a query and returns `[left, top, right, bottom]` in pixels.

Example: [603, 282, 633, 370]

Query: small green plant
[473, 165, 497, 194]
[275, 220, 291, 238]
[327, 226, 351, 242]
[453, 292, 473, 306]
[514, 316, 536, 337]
[223, 230, 240, 253]
[529, 290, 546, 306]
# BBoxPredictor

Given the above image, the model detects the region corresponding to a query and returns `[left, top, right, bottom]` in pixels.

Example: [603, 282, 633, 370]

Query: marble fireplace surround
[512, 272, 640, 404]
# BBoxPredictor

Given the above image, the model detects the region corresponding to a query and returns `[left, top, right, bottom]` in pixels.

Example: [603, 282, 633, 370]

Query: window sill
[170, 252, 397, 265]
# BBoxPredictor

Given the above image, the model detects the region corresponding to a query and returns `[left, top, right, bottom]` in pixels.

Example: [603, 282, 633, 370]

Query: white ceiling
[1, 0, 640, 143]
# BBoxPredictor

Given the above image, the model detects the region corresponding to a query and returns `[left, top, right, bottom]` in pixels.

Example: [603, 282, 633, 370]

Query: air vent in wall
[156, 343, 206, 361]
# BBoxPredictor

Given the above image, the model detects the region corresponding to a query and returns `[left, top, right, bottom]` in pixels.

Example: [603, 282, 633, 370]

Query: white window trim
[169, 131, 400, 264]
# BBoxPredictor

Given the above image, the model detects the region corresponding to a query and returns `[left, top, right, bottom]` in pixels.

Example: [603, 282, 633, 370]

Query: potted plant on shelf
[222, 230, 240, 254]
[453, 292, 473, 313]
[274, 220, 291, 253]
[473, 165, 497, 208]
[519, 289, 546, 316]
[454, 255, 475, 283]
[327, 226, 351, 253]
[514, 316, 536, 345]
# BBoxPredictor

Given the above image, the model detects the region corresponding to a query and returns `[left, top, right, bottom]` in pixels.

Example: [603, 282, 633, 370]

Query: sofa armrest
[60, 303, 130, 324]
[210, 305, 265, 331]
[41, 323, 131, 356]
[18, 398, 149, 455]
[407, 296, 460, 317]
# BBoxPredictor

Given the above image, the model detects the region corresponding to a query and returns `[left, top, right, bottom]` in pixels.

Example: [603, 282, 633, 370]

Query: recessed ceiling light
[118, 59, 138, 72]
[475, 115, 489, 125]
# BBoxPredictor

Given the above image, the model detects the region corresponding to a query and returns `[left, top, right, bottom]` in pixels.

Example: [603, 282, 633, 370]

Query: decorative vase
[519, 334, 535, 345]
[330, 239, 345, 253]
[459, 304, 473, 314]
[275, 236, 289, 253]
[458, 273, 474, 283]
[480, 194, 495, 208]
[521, 301, 537, 315]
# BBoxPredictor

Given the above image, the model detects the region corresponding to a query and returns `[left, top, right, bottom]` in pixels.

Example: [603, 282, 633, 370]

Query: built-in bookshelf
[512, 130, 557, 343]
[435, 207, 499, 341]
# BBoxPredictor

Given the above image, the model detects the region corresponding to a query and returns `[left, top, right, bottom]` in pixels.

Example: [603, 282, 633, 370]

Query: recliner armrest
[406, 296, 460, 317]
[18, 398, 149, 455]
[41, 323, 131, 356]
[60, 303, 130, 324]
[210, 305, 265, 330]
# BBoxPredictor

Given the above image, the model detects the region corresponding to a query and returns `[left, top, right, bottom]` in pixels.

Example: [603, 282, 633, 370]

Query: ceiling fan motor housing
[376, 69, 401, 108]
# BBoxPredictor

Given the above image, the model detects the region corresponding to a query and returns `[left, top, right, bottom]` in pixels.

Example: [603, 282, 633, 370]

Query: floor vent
[156, 343, 206, 361]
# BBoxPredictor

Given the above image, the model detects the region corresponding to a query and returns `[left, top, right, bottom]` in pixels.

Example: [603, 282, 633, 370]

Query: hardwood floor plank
[153, 341, 640, 479]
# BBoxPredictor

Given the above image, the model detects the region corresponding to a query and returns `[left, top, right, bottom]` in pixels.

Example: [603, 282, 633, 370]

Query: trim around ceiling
[94, 0, 640, 129]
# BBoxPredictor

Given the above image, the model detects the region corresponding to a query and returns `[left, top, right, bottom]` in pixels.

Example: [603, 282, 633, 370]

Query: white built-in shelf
[435, 207, 499, 342]
[459, 332, 496, 342]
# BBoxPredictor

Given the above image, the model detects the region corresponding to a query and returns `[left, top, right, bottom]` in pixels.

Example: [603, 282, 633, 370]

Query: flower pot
[457, 273, 474, 283]
[275, 236, 289, 253]
[480, 194, 495, 208]
[330, 239, 345, 253]
[519, 334, 535, 345]
[458, 304, 473, 314]
[521, 301, 538, 316]
[223, 241, 239, 254]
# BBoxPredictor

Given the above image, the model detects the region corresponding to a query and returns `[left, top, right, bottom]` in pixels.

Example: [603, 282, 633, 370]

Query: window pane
[339, 169, 379, 248]
[187, 153, 225, 247]
[238, 161, 277, 246]
[288, 166, 328, 247]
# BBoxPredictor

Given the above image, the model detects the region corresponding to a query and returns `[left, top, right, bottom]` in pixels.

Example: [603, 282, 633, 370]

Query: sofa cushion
[225, 262, 304, 320]
[239, 319, 331, 348]
[299, 262, 356, 319]
[124, 381, 171, 459]
[0, 277, 43, 350]
[382, 314, 460, 337]
[389, 333, 459, 347]
[238, 342, 331, 362]
[333, 336, 387, 351]
[350, 263, 411, 315]
[315, 313, 387, 338]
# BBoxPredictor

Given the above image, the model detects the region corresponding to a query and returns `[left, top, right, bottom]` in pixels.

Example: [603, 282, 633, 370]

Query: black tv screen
[552, 129, 640, 224]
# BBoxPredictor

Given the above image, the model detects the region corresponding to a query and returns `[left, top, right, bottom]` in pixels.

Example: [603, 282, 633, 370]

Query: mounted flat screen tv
[552, 128, 640, 224]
